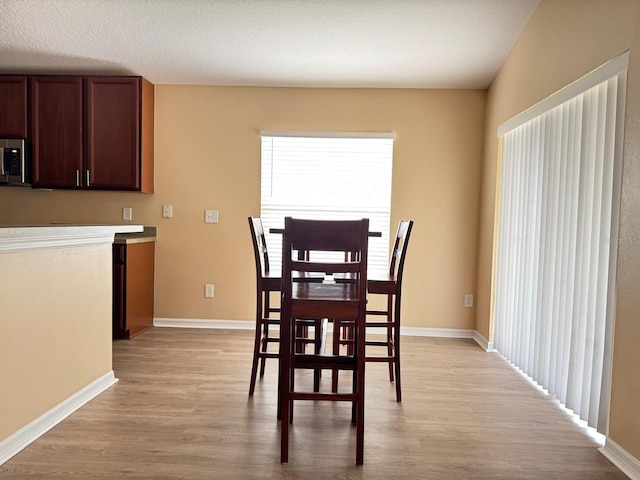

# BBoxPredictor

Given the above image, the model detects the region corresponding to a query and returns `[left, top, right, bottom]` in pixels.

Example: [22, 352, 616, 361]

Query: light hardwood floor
[0, 328, 628, 479]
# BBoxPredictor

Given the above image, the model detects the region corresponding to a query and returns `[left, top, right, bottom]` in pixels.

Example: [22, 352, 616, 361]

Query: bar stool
[279, 217, 369, 465]
[247, 217, 282, 396]
[247, 217, 324, 398]
[333, 220, 414, 402]
[365, 220, 413, 402]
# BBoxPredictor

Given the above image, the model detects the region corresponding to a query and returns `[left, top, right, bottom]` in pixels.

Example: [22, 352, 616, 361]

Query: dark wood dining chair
[364, 219, 413, 402]
[248, 217, 282, 397]
[247, 217, 324, 398]
[279, 217, 369, 465]
[332, 220, 413, 401]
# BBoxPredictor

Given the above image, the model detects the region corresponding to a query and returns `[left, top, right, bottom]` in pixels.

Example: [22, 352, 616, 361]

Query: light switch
[464, 294, 474, 308]
[162, 205, 173, 218]
[205, 209, 219, 224]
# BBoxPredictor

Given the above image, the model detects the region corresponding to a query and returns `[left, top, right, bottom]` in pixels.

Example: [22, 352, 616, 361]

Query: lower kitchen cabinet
[113, 240, 155, 339]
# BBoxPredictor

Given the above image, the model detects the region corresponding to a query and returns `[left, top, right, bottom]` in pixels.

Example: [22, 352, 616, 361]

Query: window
[260, 132, 394, 273]
[493, 52, 628, 434]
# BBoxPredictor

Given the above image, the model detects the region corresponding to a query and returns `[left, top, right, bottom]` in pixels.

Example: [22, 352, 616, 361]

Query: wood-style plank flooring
[0, 328, 628, 479]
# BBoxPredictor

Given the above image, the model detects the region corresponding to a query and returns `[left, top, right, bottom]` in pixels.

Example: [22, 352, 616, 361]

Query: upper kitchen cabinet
[85, 77, 154, 192]
[0, 76, 28, 138]
[30, 75, 154, 192]
[30, 76, 84, 188]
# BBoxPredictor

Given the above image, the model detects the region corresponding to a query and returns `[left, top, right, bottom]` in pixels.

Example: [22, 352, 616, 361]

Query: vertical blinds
[260, 133, 393, 273]
[494, 60, 627, 432]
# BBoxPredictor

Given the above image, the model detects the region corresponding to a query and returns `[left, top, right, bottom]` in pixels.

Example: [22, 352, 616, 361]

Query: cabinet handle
[76, 170, 80, 187]
[86, 170, 90, 187]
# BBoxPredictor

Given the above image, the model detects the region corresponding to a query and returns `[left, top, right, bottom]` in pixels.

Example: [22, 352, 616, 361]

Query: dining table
[269, 227, 382, 237]
[269, 223, 380, 358]
[269, 227, 381, 264]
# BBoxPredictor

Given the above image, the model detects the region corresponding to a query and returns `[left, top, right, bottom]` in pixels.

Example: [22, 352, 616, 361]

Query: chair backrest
[248, 216, 272, 277]
[388, 220, 414, 283]
[282, 217, 369, 299]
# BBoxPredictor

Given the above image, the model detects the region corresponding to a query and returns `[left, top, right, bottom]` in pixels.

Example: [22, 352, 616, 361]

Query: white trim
[600, 438, 640, 480]
[0, 225, 143, 253]
[400, 326, 472, 338]
[260, 130, 394, 139]
[598, 68, 628, 434]
[154, 318, 490, 347]
[154, 318, 255, 329]
[0, 371, 117, 466]
[472, 330, 496, 352]
[0, 234, 116, 253]
[497, 51, 629, 136]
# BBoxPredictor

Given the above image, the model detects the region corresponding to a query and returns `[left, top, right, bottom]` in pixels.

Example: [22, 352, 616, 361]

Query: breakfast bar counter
[0, 224, 143, 250]
[0, 224, 143, 464]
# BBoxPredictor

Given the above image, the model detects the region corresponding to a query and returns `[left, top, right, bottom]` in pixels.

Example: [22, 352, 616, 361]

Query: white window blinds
[260, 133, 393, 273]
[493, 54, 627, 433]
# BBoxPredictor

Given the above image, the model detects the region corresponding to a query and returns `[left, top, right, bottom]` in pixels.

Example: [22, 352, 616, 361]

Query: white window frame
[260, 131, 394, 273]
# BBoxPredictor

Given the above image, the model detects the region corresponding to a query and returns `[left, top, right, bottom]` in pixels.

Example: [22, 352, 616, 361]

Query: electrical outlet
[162, 205, 173, 218]
[122, 207, 132, 221]
[205, 209, 219, 224]
[464, 294, 474, 308]
[205, 284, 214, 298]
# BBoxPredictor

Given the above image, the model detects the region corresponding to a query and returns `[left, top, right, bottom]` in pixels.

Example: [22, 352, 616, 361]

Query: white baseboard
[472, 331, 496, 352]
[400, 326, 474, 338]
[154, 318, 491, 349]
[154, 318, 254, 329]
[0, 371, 118, 466]
[600, 438, 640, 480]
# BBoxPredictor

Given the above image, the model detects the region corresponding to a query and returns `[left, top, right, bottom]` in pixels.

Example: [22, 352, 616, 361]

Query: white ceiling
[0, 0, 540, 89]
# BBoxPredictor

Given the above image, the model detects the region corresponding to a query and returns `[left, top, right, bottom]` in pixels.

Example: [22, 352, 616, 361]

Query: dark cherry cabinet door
[85, 77, 140, 190]
[112, 241, 155, 340]
[30, 76, 83, 188]
[112, 244, 128, 339]
[0, 76, 28, 138]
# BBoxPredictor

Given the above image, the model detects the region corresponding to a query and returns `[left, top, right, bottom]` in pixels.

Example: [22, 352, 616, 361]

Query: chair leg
[355, 337, 365, 465]
[280, 382, 290, 463]
[313, 318, 322, 392]
[259, 322, 268, 377]
[276, 359, 282, 420]
[356, 403, 365, 464]
[356, 396, 365, 465]
[249, 326, 261, 396]
[280, 308, 291, 463]
[249, 291, 264, 396]
[351, 362, 357, 424]
[346, 324, 355, 356]
[332, 319, 340, 393]
[294, 323, 304, 353]
[259, 292, 271, 377]
[386, 294, 394, 382]
[289, 361, 295, 424]
[394, 295, 402, 402]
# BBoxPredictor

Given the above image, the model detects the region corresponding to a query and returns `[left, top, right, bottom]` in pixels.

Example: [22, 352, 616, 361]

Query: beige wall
[0, 244, 113, 441]
[0, 86, 486, 331]
[478, 0, 640, 460]
[1, 0, 638, 463]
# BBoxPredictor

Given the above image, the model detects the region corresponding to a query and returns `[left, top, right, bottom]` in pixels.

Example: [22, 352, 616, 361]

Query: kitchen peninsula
[0, 224, 142, 464]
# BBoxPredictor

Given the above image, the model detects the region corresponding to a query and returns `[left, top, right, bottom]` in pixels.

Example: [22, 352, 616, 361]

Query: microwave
[0, 138, 31, 186]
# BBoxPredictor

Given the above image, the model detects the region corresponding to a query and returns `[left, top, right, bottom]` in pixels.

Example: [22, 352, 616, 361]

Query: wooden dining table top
[269, 227, 382, 237]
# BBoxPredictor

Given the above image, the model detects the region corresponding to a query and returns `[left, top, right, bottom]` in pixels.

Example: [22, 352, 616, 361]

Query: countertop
[114, 226, 157, 244]
[0, 224, 144, 253]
